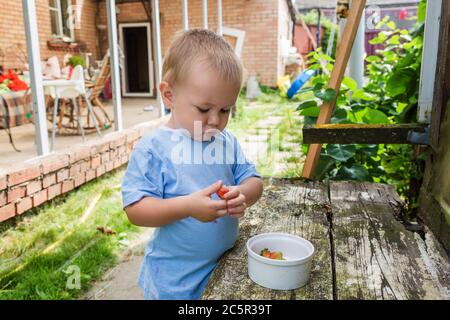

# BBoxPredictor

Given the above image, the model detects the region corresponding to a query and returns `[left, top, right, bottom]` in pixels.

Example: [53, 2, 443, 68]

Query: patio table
[0, 90, 33, 151]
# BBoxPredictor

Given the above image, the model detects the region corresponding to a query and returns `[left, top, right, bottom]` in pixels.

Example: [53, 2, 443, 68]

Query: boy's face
[161, 62, 240, 141]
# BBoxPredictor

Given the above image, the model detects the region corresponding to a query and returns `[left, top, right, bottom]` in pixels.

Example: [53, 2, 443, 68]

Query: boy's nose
[207, 113, 220, 126]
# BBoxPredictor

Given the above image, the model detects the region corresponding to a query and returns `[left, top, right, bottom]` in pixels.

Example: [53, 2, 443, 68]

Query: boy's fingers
[203, 180, 223, 196]
[217, 209, 228, 216]
[223, 187, 239, 200]
[228, 203, 246, 213]
[227, 196, 246, 207]
[211, 199, 228, 210]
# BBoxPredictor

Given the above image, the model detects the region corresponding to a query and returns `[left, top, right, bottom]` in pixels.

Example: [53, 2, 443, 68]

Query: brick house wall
[0, 0, 100, 72]
[0, 0, 293, 86]
[97, 0, 293, 87]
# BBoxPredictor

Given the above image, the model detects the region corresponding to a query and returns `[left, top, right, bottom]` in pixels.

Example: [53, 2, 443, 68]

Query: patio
[0, 98, 160, 168]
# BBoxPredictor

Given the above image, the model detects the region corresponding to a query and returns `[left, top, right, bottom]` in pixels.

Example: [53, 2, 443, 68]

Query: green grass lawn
[0, 168, 144, 300]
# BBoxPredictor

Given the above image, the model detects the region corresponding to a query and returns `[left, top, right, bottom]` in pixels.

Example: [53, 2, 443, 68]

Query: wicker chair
[84, 52, 114, 129]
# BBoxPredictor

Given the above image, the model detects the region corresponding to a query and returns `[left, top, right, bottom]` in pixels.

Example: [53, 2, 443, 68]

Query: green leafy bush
[297, 1, 427, 213]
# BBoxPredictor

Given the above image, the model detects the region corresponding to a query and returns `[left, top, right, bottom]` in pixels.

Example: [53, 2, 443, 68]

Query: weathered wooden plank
[202, 180, 333, 300]
[302, 124, 428, 145]
[414, 225, 450, 298]
[329, 181, 450, 300]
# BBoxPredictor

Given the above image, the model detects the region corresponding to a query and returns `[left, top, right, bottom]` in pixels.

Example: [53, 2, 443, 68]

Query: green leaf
[302, 144, 309, 155]
[326, 144, 356, 162]
[311, 78, 325, 88]
[303, 116, 318, 126]
[376, 16, 391, 29]
[296, 100, 318, 111]
[362, 108, 390, 124]
[357, 144, 379, 156]
[331, 108, 348, 123]
[397, 53, 416, 69]
[352, 89, 376, 101]
[296, 86, 314, 95]
[366, 55, 381, 63]
[353, 108, 366, 123]
[314, 88, 337, 102]
[337, 164, 369, 181]
[386, 69, 416, 97]
[314, 154, 336, 180]
[299, 106, 320, 117]
[387, 21, 397, 30]
[342, 76, 358, 91]
[418, 0, 427, 23]
[370, 32, 387, 45]
[388, 35, 400, 45]
[308, 63, 322, 70]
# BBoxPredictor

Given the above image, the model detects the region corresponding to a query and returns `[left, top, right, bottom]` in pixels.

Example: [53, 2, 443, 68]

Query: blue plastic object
[287, 69, 316, 99]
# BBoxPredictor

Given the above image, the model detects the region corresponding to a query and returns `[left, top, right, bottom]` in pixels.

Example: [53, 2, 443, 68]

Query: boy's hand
[222, 186, 247, 219]
[187, 181, 229, 223]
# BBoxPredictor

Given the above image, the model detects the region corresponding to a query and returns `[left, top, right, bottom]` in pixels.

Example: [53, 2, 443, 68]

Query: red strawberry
[217, 186, 229, 200]
[260, 248, 284, 260]
[260, 248, 271, 258]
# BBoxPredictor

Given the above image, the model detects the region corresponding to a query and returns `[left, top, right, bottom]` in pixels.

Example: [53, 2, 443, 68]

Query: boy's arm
[124, 195, 191, 227]
[124, 180, 229, 228]
[236, 176, 264, 207]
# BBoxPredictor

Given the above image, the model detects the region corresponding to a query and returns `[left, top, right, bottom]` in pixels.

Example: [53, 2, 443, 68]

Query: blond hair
[162, 29, 243, 90]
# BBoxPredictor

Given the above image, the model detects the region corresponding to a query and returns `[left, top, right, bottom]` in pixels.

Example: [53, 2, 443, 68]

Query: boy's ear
[159, 81, 174, 109]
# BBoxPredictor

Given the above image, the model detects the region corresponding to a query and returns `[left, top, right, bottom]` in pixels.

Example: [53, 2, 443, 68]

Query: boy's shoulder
[222, 128, 235, 139]
[220, 128, 239, 145]
[134, 126, 171, 154]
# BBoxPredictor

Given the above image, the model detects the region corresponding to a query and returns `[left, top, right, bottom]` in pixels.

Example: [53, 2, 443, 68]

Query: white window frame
[222, 27, 246, 58]
[49, 0, 75, 42]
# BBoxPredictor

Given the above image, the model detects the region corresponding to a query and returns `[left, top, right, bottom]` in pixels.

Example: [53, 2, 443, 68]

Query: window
[49, 0, 74, 42]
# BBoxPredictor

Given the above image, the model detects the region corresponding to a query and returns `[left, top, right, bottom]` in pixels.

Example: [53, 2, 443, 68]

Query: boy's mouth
[202, 128, 219, 140]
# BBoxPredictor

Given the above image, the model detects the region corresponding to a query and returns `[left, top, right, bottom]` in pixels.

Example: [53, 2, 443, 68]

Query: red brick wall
[0, 116, 168, 223]
[0, 0, 100, 71]
[98, 0, 290, 87]
[0, 0, 292, 86]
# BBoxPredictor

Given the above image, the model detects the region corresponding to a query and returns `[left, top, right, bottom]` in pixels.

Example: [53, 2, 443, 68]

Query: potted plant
[66, 55, 86, 79]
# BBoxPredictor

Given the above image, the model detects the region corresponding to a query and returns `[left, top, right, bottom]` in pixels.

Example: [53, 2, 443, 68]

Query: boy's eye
[221, 109, 231, 113]
[195, 106, 210, 113]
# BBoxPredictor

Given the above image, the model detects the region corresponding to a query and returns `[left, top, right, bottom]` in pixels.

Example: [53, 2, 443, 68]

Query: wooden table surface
[202, 179, 450, 300]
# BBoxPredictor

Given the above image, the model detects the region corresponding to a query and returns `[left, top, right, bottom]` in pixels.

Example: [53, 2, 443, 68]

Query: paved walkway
[83, 229, 152, 300]
[240, 109, 303, 176]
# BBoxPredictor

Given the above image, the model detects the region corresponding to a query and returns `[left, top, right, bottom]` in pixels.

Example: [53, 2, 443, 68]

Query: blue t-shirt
[121, 125, 261, 300]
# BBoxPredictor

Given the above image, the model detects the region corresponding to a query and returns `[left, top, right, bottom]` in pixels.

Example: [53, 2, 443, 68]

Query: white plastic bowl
[246, 232, 315, 290]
